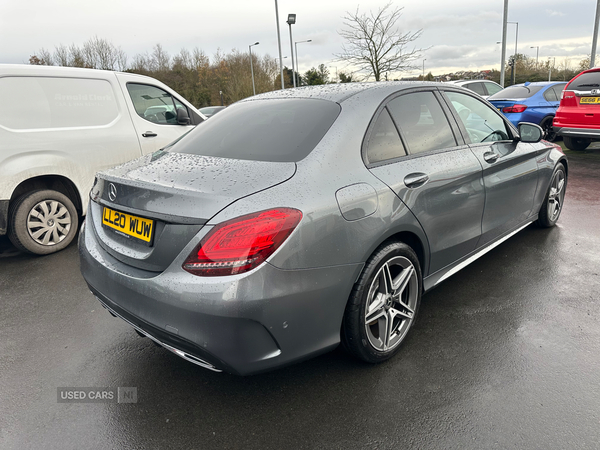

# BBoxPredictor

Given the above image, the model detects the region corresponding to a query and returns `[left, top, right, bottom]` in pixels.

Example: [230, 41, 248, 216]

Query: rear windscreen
[568, 72, 600, 90]
[488, 85, 543, 100]
[170, 98, 341, 162]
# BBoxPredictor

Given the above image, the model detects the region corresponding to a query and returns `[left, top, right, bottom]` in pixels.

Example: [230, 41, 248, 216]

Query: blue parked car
[488, 81, 567, 141]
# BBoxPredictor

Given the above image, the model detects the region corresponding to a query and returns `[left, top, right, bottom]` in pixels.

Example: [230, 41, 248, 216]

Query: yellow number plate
[102, 207, 154, 243]
[580, 97, 600, 104]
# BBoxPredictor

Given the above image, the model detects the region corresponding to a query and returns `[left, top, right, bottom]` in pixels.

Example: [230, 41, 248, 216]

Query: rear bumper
[79, 221, 362, 375]
[0, 200, 8, 235]
[554, 127, 600, 139]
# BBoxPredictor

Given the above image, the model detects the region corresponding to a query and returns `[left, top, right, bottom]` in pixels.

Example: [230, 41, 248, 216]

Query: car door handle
[404, 173, 429, 188]
[142, 131, 157, 138]
[483, 151, 500, 163]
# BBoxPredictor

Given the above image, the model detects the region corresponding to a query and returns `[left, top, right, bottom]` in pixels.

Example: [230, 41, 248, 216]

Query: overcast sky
[0, 0, 597, 79]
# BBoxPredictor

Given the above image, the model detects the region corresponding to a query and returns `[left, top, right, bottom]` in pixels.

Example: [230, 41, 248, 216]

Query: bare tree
[336, 2, 424, 81]
[54, 44, 70, 67]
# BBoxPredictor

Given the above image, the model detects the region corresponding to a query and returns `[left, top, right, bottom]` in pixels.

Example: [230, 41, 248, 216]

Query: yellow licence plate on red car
[580, 97, 600, 104]
[102, 207, 154, 243]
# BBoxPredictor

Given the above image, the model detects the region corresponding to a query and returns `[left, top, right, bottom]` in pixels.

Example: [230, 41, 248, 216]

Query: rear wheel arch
[10, 176, 83, 216]
[367, 230, 428, 278]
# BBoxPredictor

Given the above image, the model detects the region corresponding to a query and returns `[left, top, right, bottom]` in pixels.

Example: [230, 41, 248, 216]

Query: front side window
[126, 83, 182, 125]
[365, 108, 406, 164]
[445, 91, 510, 143]
[387, 91, 457, 155]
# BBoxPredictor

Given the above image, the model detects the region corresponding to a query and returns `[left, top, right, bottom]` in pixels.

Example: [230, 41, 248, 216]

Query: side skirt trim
[424, 220, 533, 291]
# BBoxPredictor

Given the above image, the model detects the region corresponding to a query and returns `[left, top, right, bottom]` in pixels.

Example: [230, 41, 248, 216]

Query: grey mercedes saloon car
[79, 82, 567, 375]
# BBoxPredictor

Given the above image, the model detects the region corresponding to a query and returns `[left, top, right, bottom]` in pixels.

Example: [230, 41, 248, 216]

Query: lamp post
[591, 0, 600, 68]
[274, 0, 284, 89]
[530, 46, 539, 67]
[508, 21, 518, 84]
[286, 14, 297, 88]
[294, 39, 312, 87]
[422, 59, 426, 79]
[249, 42, 259, 96]
[500, 0, 508, 87]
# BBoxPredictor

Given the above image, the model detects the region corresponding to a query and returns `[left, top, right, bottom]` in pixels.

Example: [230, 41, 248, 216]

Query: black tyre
[342, 241, 422, 364]
[537, 163, 566, 228]
[8, 189, 79, 255]
[541, 117, 557, 142]
[563, 136, 591, 151]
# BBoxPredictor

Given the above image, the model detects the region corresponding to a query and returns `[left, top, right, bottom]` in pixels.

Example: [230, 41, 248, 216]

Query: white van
[0, 64, 206, 255]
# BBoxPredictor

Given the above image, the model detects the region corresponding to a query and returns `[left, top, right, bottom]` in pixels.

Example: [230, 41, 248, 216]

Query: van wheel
[8, 190, 79, 255]
[563, 136, 591, 151]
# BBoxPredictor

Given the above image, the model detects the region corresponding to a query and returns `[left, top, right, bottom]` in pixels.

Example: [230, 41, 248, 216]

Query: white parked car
[447, 80, 503, 99]
[0, 64, 206, 255]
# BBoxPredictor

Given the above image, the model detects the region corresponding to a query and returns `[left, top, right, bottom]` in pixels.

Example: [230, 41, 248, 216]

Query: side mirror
[176, 107, 191, 125]
[517, 122, 543, 143]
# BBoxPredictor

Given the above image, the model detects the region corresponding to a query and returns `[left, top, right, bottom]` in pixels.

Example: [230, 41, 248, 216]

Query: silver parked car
[448, 79, 504, 99]
[79, 82, 567, 375]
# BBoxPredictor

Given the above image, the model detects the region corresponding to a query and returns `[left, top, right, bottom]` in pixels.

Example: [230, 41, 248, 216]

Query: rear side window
[544, 87, 558, 102]
[387, 92, 457, 155]
[543, 83, 567, 102]
[484, 82, 503, 96]
[552, 84, 566, 98]
[568, 72, 600, 90]
[365, 108, 406, 164]
[126, 83, 187, 125]
[0, 76, 119, 130]
[171, 98, 341, 162]
[466, 82, 486, 96]
[488, 85, 543, 100]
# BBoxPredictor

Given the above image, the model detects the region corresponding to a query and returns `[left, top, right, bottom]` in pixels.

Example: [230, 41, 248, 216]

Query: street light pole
[508, 21, 518, 84]
[592, 0, 600, 68]
[422, 59, 426, 79]
[249, 42, 259, 96]
[548, 57, 555, 81]
[530, 46, 539, 67]
[274, 0, 284, 89]
[500, 0, 508, 87]
[294, 39, 312, 87]
[287, 14, 297, 88]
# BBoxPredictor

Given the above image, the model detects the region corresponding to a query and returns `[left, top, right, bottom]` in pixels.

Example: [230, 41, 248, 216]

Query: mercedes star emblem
[108, 183, 117, 202]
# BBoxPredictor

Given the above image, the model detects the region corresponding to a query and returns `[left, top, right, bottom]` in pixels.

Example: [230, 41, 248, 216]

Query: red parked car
[554, 67, 600, 151]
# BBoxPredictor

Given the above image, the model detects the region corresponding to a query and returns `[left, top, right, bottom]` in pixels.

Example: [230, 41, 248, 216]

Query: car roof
[510, 81, 566, 87]
[241, 81, 460, 104]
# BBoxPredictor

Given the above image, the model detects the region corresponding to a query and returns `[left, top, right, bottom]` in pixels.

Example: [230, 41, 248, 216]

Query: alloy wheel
[364, 256, 418, 352]
[547, 169, 565, 222]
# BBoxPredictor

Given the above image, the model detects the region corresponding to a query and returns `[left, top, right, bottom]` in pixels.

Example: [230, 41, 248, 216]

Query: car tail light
[182, 208, 303, 276]
[502, 104, 527, 113]
[561, 90, 575, 100]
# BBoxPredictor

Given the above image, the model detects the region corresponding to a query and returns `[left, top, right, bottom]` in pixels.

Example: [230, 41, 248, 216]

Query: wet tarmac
[1, 148, 599, 449]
